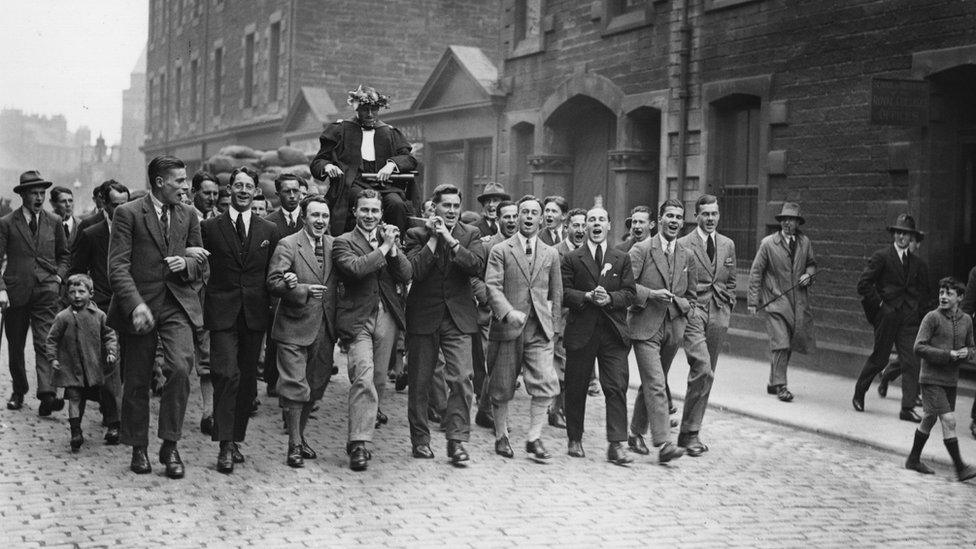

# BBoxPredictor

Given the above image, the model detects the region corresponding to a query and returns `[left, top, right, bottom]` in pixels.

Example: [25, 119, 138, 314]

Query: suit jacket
[472, 232, 507, 325]
[474, 216, 498, 239]
[627, 236, 697, 340]
[266, 231, 337, 346]
[71, 219, 112, 309]
[77, 210, 105, 233]
[201, 211, 279, 332]
[264, 207, 304, 238]
[0, 207, 70, 307]
[539, 227, 564, 247]
[332, 228, 412, 341]
[857, 244, 930, 324]
[677, 230, 737, 328]
[107, 195, 207, 333]
[62, 215, 82, 250]
[552, 239, 580, 334]
[486, 235, 562, 341]
[404, 222, 483, 335]
[561, 243, 636, 349]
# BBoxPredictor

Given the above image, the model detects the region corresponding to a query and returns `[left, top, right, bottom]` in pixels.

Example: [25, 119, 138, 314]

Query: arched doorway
[545, 95, 617, 208]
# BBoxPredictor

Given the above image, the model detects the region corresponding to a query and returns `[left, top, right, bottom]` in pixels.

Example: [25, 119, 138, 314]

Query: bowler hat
[774, 202, 805, 225]
[886, 213, 924, 238]
[477, 182, 510, 204]
[13, 170, 53, 194]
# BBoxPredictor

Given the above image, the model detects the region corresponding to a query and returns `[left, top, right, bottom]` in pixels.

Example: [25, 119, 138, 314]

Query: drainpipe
[675, 0, 692, 193]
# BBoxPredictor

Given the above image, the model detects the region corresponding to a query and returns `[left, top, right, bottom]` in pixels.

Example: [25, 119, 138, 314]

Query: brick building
[141, 0, 500, 170]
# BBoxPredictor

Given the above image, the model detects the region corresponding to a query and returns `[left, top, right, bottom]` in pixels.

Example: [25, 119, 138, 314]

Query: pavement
[1, 342, 975, 547]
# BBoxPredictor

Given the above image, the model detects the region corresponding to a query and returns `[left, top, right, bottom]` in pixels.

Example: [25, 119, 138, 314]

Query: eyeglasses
[231, 181, 256, 191]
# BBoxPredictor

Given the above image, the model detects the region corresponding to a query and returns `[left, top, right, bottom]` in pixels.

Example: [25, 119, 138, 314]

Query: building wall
[121, 64, 146, 189]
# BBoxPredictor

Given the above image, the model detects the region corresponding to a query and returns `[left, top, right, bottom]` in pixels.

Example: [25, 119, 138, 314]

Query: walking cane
[755, 271, 819, 311]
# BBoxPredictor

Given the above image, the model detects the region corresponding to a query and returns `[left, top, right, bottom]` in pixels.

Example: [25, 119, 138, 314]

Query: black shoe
[130, 446, 151, 474]
[38, 396, 54, 417]
[231, 442, 245, 463]
[104, 427, 120, 445]
[627, 434, 650, 455]
[568, 440, 585, 458]
[958, 464, 976, 482]
[427, 408, 443, 424]
[159, 446, 185, 479]
[299, 439, 317, 459]
[525, 439, 551, 461]
[70, 428, 84, 452]
[375, 409, 388, 429]
[200, 416, 213, 436]
[905, 459, 934, 475]
[670, 418, 679, 428]
[668, 404, 678, 415]
[766, 384, 779, 395]
[900, 408, 922, 423]
[217, 443, 234, 474]
[52, 397, 65, 412]
[475, 409, 495, 429]
[395, 372, 409, 392]
[877, 376, 889, 398]
[777, 386, 794, 402]
[447, 440, 469, 465]
[349, 443, 370, 472]
[250, 398, 260, 417]
[287, 444, 304, 468]
[677, 433, 708, 457]
[607, 442, 633, 465]
[548, 410, 566, 429]
[412, 444, 434, 459]
[6, 393, 23, 410]
[494, 436, 514, 458]
[852, 394, 865, 412]
[658, 441, 685, 463]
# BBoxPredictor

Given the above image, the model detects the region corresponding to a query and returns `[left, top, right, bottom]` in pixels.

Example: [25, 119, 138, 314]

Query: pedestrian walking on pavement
[853, 213, 929, 423]
[747, 202, 817, 402]
[904, 277, 976, 481]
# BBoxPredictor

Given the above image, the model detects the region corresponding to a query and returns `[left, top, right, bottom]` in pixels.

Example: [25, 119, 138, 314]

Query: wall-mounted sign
[870, 78, 929, 126]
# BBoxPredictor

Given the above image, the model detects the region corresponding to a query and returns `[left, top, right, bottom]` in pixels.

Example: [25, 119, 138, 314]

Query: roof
[409, 46, 505, 111]
[132, 45, 147, 75]
[282, 86, 340, 134]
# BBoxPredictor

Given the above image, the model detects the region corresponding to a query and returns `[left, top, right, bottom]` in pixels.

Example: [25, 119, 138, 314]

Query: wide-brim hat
[477, 182, 510, 203]
[774, 202, 805, 225]
[13, 170, 53, 194]
[886, 213, 924, 238]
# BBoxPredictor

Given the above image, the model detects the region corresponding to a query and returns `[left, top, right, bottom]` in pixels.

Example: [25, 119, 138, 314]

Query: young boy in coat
[906, 276, 976, 481]
[47, 274, 119, 452]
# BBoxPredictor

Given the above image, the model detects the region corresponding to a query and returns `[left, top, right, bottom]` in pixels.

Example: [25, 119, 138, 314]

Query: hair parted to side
[147, 155, 185, 188]
[432, 184, 462, 204]
[543, 195, 569, 214]
[300, 194, 330, 218]
[517, 194, 542, 209]
[658, 198, 685, 217]
[191, 171, 217, 193]
[275, 172, 308, 192]
[50, 186, 73, 202]
[694, 194, 718, 214]
[229, 166, 259, 186]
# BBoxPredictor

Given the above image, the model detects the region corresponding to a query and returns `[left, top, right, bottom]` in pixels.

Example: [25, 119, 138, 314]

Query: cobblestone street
[1, 347, 975, 548]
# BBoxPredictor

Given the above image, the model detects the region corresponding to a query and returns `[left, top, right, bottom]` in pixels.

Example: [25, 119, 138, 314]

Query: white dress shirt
[229, 207, 252, 237]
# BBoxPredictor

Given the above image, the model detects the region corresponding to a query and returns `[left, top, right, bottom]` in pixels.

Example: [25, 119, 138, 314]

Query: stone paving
[1, 346, 975, 548]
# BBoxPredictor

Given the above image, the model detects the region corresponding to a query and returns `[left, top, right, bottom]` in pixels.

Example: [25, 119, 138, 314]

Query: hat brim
[477, 192, 510, 203]
[886, 225, 923, 237]
[13, 180, 52, 194]
[775, 214, 805, 225]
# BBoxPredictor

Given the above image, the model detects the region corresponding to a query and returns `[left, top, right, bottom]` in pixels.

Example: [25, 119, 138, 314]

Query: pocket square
[260, 239, 270, 248]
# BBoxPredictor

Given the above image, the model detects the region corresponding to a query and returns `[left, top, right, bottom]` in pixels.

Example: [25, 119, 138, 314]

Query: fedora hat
[886, 213, 924, 238]
[774, 202, 805, 225]
[477, 182, 510, 204]
[13, 170, 53, 194]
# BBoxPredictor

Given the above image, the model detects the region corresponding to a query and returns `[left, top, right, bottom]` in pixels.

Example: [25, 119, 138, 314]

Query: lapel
[217, 211, 243, 265]
[12, 208, 37, 252]
[670, 245, 685, 290]
[528, 239, 548, 283]
[649, 237, 671, 288]
[351, 226, 375, 256]
[887, 246, 909, 283]
[297, 232, 324, 282]
[693, 232, 716, 278]
[580, 243, 601, 284]
[141, 196, 167, 254]
[508, 237, 532, 282]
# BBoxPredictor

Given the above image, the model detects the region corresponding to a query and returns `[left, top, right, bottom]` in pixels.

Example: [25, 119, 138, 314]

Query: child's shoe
[957, 464, 976, 482]
[70, 426, 84, 452]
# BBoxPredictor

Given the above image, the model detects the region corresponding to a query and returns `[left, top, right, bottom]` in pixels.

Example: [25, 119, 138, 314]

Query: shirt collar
[696, 226, 713, 243]
[305, 229, 322, 248]
[659, 233, 675, 251]
[149, 192, 166, 216]
[22, 207, 37, 223]
[517, 232, 535, 251]
[780, 230, 794, 242]
[356, 225, 376, 242]
[894, 243, 908, 256]
[229, 206, 251, 224]
[586, 240, 605, 258]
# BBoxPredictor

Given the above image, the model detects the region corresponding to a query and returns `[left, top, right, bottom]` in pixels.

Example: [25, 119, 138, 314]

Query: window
[190, 59, 198, 120]
[468, 139, 493, 206]
[244, 33, 255, 108]
[511, 123, 535, 196]
[268, 22, 281, 102]
[602, 0, 649, 35]
[159, 73, 167, 126]
[175, 66, 182, 121]
[213, 47, 223, 116]
[712, 95, 761, 267]
[510, 0, 543, 57]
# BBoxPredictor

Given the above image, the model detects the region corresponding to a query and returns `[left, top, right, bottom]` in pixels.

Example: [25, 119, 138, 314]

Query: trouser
[631, 316, 684, 446]
[855, 306, 920, 409]
[472, 321, 489, 397]
[262, 304, 280, 389]
[407, 317, 474, 445]
[4, 287, 59, 398]
[346, 303, 398, 442]
[276, 323, 335, 407]
[680, 308, 718, 433]
[192, 323, 211, 377]
[65, 384, 118, 425]
[209, 312, 262, 443]
[95, 302, 121, 426]
[486, 316, 559, 403]
[770, 349, 791, 387]
[565, 319, 630, 443]
[120, 294, 194, 447]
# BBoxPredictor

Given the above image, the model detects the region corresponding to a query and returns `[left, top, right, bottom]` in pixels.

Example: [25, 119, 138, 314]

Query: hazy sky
[0, 0, 148, 144]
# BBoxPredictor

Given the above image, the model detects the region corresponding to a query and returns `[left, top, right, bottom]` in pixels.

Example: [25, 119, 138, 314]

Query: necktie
[594, 244, 603, 267]
[235, 213, 247, 246]
[369, 233, 379, 249]
[706, 234, 715, 263]
[160, 206, 170, 248]
[489, 220, 496, 235]
[788, 236, 797, 260]
[314, 237, 324, 269]
[903, 251, 910, 276]
[63, 222, 70, 239]
[28, 211, 37, 235]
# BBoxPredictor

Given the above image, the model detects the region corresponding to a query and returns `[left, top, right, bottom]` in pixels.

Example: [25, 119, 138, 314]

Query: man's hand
[380, 224, 399, 255]
[132, 303, 155, 334]
[282, 272, 299, 289]
[951, 348, 971, 361]
[649, 288, 674, 302]
[164, 256, 187, 273]
[430, 216, 457, 246]
[506, 310, 528, 327]
[308, 284, 328, 300]
[592, 286, 611, 307]
[799, 273, 813, 287]
[52, 360, 61, 371]
[106, 354, 118, 365]
[323, 163, 343, 179]
[185, 246, 211, 264]
[0, 290, 9, 310]
[375, 161, 396, 182]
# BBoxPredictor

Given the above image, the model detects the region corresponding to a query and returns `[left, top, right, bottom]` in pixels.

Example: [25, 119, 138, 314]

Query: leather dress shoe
[607, 442, 633, 465]
[475, 409, 495, 429]
[670, 418, 679, 428]
[494, 436, 514, 458]
[70, 428, 84, 452]
[217, 443, 234, 474]
[877, 376, 889, 398]
[159, 446, 185, 479]
[669, 403, 678, 415]
[958, 464, 976, 482]
[349, 443, 370, 471]
[200, 416, 214, 436]
[525, 439, 551, 461]
[548, 410, 566, 429]
[300, 439, 317, 459]
[627, 434, 650, 455]
[375, 409, 388, 428]
[250, 398, 260, 417]
[231, 442, 245, 463]
[447, 440, 469, 465]
[287, 444, 304, 468]
[777, 386, 794, 402]
[567, 440, 585, 458]
[905, 459, 934, 475]
[766, 384, 779, 395]
[852, 394, 865, 412]
[104, 427, 120, 445]
[6, 393, 23, 410]
[678, 433, 708, 457]
[130, 446, 152, 474]
[394, 372, 409, 392]
[899, 408, 922, 423]
[38, 395, 61, 417]
[427, 408, 443, 424]
[412, 444, 434, 459]
[658, 441, 685, 463]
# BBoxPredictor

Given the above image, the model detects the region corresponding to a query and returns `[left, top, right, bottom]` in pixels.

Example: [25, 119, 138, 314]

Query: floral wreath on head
[347, 85, 390, 109]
